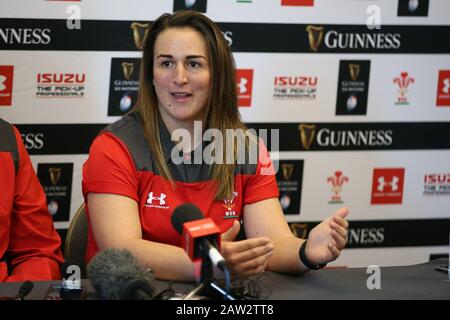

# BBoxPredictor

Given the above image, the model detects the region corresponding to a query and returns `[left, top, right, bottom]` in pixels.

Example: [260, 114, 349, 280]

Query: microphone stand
[198, 250, 235, 300]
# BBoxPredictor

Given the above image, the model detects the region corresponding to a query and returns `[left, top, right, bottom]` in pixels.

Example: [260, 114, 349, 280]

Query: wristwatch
[299, 240, 327, 270]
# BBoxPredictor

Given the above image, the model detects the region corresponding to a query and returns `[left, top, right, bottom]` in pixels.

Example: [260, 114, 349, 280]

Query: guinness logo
[298, 124, 316, 150]
[49, 167, 61, 186]
[349, 64, 360, 81]
[306, 25, 324, 52]
[289, 223, 309, 239]
[130, 22, 150, 50]
[121, 62, 135, 80]
[281, 163, 294, 181]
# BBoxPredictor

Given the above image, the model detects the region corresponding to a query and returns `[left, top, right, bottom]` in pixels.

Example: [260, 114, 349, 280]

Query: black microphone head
[119, 279, 153, 300]
[86, 248, 154, 300]
[171, 203, 204, 235]
[16, 280, 34, 299]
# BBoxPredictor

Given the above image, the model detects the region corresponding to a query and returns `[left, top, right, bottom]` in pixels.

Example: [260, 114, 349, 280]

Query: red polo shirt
[82, 114, 279, 263]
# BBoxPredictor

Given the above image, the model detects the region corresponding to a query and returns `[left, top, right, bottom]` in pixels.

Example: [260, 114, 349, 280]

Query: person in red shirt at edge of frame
[0, 118, 63, 282]
[82, 10, 349, 281]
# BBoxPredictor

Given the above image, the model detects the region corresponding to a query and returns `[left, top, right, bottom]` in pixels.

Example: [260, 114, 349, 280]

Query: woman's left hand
[305, 207, 349, 266]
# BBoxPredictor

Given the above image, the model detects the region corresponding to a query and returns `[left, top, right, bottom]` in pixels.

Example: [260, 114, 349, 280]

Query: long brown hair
[135, 11, 248, 200]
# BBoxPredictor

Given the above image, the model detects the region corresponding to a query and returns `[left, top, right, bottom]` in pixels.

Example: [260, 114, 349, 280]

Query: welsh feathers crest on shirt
[222, 192, 239, 219]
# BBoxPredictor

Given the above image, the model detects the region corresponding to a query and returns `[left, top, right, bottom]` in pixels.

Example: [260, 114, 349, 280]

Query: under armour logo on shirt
[147, 192, 166, 205]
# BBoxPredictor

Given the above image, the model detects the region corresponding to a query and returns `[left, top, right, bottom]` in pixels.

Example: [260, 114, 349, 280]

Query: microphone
[171, 203, 226, 271]
[119, 278, 154, 300]
[87, 248, 154, 300]
[14, 280, 34, 300]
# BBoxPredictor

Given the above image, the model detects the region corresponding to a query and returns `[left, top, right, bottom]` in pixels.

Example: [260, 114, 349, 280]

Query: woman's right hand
[220, 221, 274, 279]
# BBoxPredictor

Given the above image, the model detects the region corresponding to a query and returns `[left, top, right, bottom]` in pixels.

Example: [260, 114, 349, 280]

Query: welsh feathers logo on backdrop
[393, 72, 414, 105]
[327, 171, 349, 204]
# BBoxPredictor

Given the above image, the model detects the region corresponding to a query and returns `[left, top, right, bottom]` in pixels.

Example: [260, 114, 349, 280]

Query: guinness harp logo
[298, 124, 316, 150]
[306, 25, 324, 52]
[349, 64, 360, 81]
[281, 163, 294, 181]
[290, 223, 309, 239]
[122, 62, 135, 80]
[130, 22, 150, 50]
[49, 167, 62, 186]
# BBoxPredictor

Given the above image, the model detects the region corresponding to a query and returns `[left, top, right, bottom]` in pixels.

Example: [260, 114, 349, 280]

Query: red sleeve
[6, 127, 64, 282]
[82, 132, 139, 202]
[243, 138, 279, 205]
